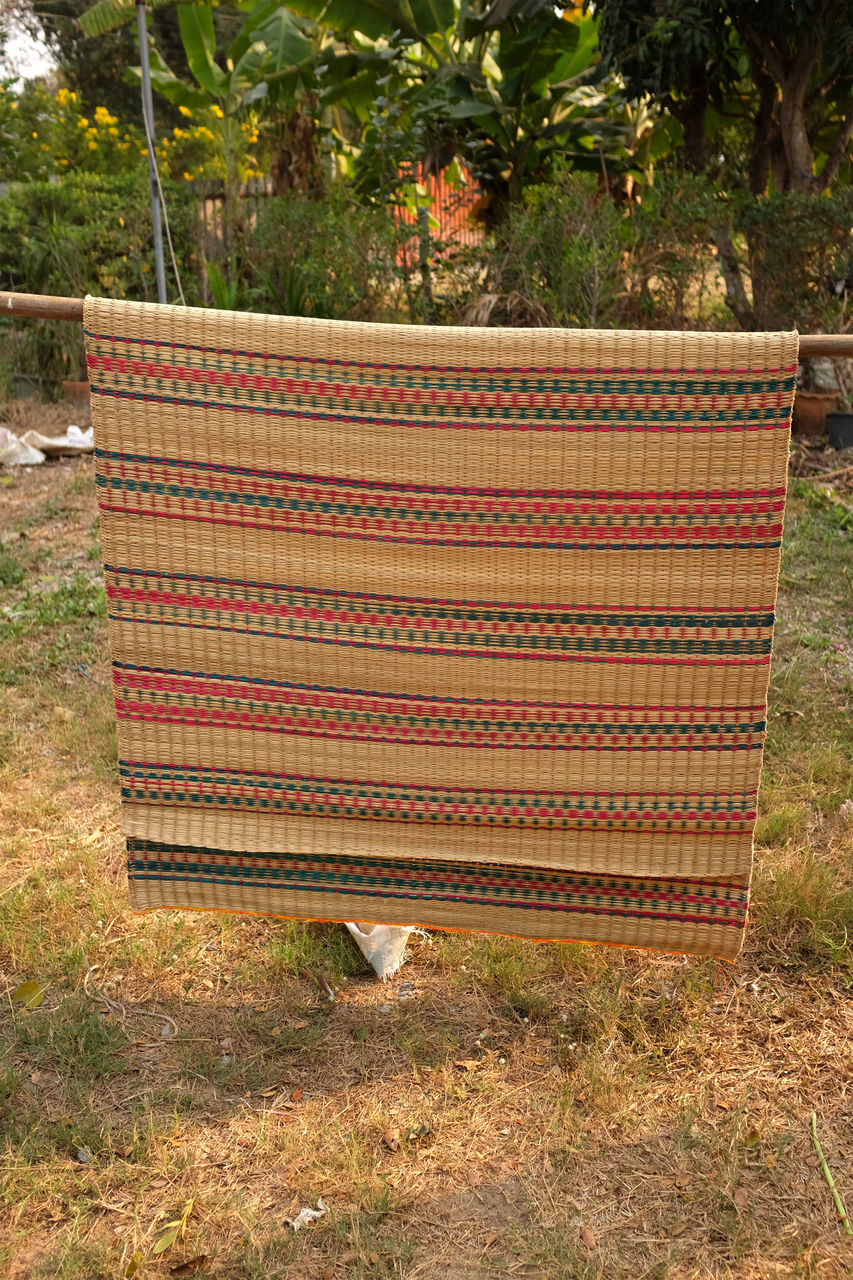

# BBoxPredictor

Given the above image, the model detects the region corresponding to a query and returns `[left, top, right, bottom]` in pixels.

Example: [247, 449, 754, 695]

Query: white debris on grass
[0, 425, 46, 465]
[0, 423, 94, 465]
[20, 424, 94, 455]
[285, 1199, 328, 1231]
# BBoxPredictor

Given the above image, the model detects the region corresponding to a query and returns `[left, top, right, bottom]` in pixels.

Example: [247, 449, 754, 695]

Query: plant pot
[61, 379, 90, 405]
[826, 411, 853, 451]
[792, 390, 838, 437]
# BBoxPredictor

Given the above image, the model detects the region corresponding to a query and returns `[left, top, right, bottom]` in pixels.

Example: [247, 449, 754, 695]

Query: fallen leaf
[670, 1221, 687, 1238]
[579, 1225, 596, 1251]
[406, 1123, 432, 1143]
[338, 1251, 358, 1265]
[806, 1154, 820, 1167]
[764, 1153, 777, 1169]
[13, 980, 45, 1009]
[125, 1251, 143, 1278]
[383, 1125, 400, 1152]
[454, 1059, 481, 1072]
[675, 1173, 691, 1189]
[149, 1176, 168, 1189]
[465, 1168, 478, 1185]
[153, 1226, 180, 1256]
[744, 1129, 761, 1148]
[290, 1019, 310, 1030]
[291, 1088, 303, 1102]
[270, 1027, 281, 1037]
[483, 1231, 501, 1247]
[169, 1257, 208, 1276]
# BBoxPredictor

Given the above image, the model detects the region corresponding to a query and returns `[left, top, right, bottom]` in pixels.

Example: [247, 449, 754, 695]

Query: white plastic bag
[20, 425, 94, 456]
[345, 922, 413, 980]
[0, 426, 45, 466]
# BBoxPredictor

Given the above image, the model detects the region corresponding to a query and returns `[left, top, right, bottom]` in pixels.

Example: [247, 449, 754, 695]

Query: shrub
[0, 172, 201, 386]
[246, 189, 415, 323]
[460, 170, 632, 329]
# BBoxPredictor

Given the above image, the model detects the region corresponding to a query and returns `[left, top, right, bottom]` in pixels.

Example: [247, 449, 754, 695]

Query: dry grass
[0, 447, 851, 1280]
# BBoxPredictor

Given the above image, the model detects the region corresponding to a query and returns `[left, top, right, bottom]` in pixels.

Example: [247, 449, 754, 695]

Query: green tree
[594, 0, 853, 196]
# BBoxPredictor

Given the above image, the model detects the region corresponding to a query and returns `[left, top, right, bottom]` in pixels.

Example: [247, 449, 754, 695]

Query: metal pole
[136, 1, 167, 304]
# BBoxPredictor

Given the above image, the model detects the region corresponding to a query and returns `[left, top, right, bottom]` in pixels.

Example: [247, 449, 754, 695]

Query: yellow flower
[108, 126, 118, 136]
[183, 170, 193, 180]
[94, 106, 115, 125]
[31, 130, 38, 138]
[178, 105, 192, 118]
[57, 88, 71, 106]
[88, 139, 98, 150]
[78, 117, 88, 128]
[210, 104, 224, 119]
[119, 216, 125, 227]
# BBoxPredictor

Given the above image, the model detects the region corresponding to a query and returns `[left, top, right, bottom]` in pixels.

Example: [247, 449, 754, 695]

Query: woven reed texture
[84, 298, 798, 960]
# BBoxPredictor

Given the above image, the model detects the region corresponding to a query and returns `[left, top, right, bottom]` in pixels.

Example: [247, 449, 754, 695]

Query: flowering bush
[0, 83, 148, 180]
[154, 105, 264, 183]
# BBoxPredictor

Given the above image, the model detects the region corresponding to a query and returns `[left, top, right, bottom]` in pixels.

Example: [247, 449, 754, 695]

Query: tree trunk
[270, 110, 323, 199]
[669, 75, 710, 174]
[713, 225, 755, 330]
[749, 67, 781, 196]
[778, 68, 817, 191]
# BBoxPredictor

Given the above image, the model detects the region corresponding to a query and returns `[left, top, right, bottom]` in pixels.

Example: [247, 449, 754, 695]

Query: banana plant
[141, 2, 316, 115]
[288, 0, 624, 220]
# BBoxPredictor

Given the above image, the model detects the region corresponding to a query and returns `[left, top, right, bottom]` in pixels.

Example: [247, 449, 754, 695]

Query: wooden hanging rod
[3, 290, 853, 356]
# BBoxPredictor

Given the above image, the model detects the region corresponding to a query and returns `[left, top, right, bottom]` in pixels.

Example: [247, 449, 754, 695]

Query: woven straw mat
[84, 298, 798, 960]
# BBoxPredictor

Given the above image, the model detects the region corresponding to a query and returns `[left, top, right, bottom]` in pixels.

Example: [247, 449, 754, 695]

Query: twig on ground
[83, 953, 178, 1035]
[810, 1112, 852, 1235]
[800, 464, 853, 482]
[299, 967, 335, 1001]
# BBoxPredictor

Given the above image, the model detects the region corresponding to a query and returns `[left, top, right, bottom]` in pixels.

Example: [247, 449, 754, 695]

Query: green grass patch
[11, 992, 128, 1081]
[0, 547, 24, 587]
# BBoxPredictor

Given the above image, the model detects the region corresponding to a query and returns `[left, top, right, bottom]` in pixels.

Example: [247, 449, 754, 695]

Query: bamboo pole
[2, 292, 85, 323]
[2, 290, 853, 356]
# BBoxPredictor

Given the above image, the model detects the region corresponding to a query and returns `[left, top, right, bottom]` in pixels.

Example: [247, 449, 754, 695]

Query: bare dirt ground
[0, 420, 851, 1280]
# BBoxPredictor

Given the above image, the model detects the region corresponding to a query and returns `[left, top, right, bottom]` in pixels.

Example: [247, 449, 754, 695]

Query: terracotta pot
[61, 379, 90, 405]
[792, 390, 838, 437]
